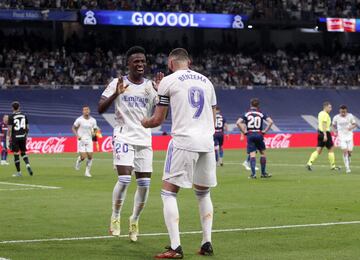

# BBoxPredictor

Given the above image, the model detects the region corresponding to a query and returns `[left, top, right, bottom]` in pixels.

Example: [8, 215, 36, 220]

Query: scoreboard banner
[0, 9, 77, 21]
[80, 10, 247, 29]
[11, 133, 360, 154]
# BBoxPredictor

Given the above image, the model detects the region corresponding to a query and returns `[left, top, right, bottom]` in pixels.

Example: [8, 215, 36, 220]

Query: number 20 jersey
[157, 69, 217, 152]
[241, 108, 268, 132]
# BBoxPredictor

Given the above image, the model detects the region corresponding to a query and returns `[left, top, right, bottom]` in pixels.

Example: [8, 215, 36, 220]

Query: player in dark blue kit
[214, 106, 228, 166]
[237, 98, 273, 179]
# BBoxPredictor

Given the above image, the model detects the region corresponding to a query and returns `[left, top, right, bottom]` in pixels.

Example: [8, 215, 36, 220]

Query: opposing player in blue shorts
[214, 106, 228, 166]
[237, 98, 273, 179]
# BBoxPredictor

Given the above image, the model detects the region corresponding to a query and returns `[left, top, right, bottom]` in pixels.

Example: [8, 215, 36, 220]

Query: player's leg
[110, 141, 134, 237]
[19, 138, 33, 176]
[75, 140, 86, 170]
[247, 135, 257, 178]
[242, 153, 251, 170]
[1, 140, 9, 165]
[193, 151, 217, 256]
[129, 146, 153, 242]
[326, 133, 339, 170]
[218, 135, 224, 166]
[11, 140, 22, 177]
[155, 143, 194, 259]
[84, 152, 93, 177]
[307, 131, 326, 169]
[347, 140, 354, 173]
[340, 139, 350, 172]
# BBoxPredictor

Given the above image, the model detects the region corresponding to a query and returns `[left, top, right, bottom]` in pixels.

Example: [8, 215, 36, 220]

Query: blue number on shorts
[115, 142, 129, 154]
[188, 87, 205, 119]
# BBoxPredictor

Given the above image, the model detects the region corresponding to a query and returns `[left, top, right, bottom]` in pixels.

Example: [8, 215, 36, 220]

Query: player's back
[162, 69, 217, 152]
[243, 108, 267, 133]
[215, 113, 225, 134]
[9, 112, 28, 138]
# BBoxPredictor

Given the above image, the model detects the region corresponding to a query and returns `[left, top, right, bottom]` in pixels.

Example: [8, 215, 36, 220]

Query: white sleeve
[101, 79, 117, 98]
[73, 118, 80, 127]
[92, 119, 98, 129]
[350, 114, 356, 124]
[332, 116, 337, 126]
[157, 77, 171, 106]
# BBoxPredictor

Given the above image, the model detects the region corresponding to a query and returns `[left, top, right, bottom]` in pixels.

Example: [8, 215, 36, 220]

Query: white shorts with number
[78, 139, 93, 153]
[162, 140, 217, 189]
[113, 139, 153, 172]
[339, 138, 354, 151]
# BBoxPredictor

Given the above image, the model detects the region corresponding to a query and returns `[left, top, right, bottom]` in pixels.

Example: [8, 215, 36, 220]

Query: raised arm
[98, 77, 128, 114]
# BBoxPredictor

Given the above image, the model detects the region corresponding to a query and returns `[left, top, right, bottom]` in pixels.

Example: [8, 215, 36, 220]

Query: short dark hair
[323, 101, 331, 108]
[250, 98, 260, 108]
[126, 46, 146, 62]
[83, 105, 90, 108]
[339, 104, 348, 110]
[12, 101, 20, 110]
[216, 106, 221, 111]
[169, 48, 190, 61]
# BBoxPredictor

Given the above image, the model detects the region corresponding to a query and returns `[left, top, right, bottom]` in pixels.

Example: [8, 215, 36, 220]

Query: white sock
[130, 178, 151, 221]
[195, 188, 213, 246]
[161, 189, 180, 250]
[111, 175, 131, 219]
[343, 153, 350, 169]
[86, 159, 93, 172]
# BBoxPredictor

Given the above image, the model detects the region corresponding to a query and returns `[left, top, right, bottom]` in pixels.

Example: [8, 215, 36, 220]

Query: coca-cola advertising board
[14, 133, 360, 154]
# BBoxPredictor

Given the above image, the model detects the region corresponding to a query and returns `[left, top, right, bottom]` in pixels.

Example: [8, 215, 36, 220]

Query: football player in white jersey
[72, 105, 98, 177]
[332, 105, 357, 173]
[142, 48, 217, 259]
[98, 46, 162, 242]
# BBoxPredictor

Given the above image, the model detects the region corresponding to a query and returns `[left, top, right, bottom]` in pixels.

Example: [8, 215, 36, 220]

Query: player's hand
[262, 131, 266, 135]
[77, 136, 82, 141]
[153, 72, 164, 91]
[141, 118, 148, 128]
[116, 77, 129, 95]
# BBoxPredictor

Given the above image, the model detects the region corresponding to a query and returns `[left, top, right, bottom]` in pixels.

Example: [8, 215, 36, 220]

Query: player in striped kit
[214, 106, 228, 166]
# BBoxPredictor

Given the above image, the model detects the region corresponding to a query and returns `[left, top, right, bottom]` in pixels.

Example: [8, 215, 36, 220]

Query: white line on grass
[0, 182, 61, 190]
[0, 188, 36, 191]
[1, 220, 359, 244]
[43, 157, 360, 168]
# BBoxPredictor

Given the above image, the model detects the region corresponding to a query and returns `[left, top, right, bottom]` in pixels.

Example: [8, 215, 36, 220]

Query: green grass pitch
[0, 148, 360, 260]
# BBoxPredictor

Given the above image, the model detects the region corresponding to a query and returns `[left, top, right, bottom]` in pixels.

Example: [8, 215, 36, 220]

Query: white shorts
[162, 140, 217, 189]
[113, 139, 153, 172]
[78, 139, 93, 153]
[339, 138, 354, 151]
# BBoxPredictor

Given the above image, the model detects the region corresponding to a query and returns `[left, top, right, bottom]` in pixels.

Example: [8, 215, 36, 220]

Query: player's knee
[136, 177, 151, 188]
[117, 175, 131, 187]
[194, 187, 210, 198]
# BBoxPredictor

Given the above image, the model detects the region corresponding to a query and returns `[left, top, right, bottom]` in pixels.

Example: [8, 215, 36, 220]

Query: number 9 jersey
[157, 69, 217, 152]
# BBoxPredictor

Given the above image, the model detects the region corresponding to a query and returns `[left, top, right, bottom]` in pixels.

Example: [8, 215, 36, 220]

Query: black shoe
[306, 165, 313, 171]
[248, 175, 256, 179]
[26, 165, 33, 176]
[155, 245, 184, 259]
[261, 173, 272, 178]
[220, 163, 223, 167]
[331, 166, 341, 171]
[198, 242, 214, 256]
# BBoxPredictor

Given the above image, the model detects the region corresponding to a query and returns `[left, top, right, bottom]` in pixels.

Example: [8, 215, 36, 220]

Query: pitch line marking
[1, 220, 359, 244]
[0, 182, 61, 190]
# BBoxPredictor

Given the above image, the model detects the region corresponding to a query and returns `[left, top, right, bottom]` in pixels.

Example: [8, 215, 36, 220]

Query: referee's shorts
[317, 131, 333, 149]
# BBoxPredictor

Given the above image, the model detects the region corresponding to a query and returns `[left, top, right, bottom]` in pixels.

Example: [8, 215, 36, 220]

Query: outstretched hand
[116, 76, 129, 95]
[153, 72, 164, 91]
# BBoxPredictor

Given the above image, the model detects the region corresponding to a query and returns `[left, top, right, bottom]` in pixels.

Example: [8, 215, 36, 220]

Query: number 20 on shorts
[115, 142, 129, 155]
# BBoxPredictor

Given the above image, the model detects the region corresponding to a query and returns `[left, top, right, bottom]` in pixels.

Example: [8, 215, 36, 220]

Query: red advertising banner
[17, 133, 360, 154]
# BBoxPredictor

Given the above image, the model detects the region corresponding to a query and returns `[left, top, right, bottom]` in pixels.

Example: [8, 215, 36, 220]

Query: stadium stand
[1, 88, 360, 136]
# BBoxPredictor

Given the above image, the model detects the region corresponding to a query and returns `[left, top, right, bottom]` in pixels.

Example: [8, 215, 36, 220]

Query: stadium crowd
[1, 41, 359, 88]
[0, 0, 359, 19]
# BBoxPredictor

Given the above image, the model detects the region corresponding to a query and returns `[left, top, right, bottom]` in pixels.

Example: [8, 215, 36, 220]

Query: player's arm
[236, 118, 247, 135]
[142, 105, 168, 128]
[262, 117, 273, 134]
[72, 124, 80, 140]
[7, 117, 12, 143]
[322, 120, 328, 141]
[98, 77, 128, 114]
[349, 116, 357, 131]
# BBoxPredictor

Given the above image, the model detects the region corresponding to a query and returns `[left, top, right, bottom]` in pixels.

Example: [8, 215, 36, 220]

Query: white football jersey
[158, 69, 217, 152]
[333, 113, 356, 140]
[102, 76, 157, 147]
[73, 116, 98, 141]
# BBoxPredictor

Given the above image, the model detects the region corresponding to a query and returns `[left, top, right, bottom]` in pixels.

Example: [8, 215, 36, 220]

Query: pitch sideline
[1, 220, 359, 244]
